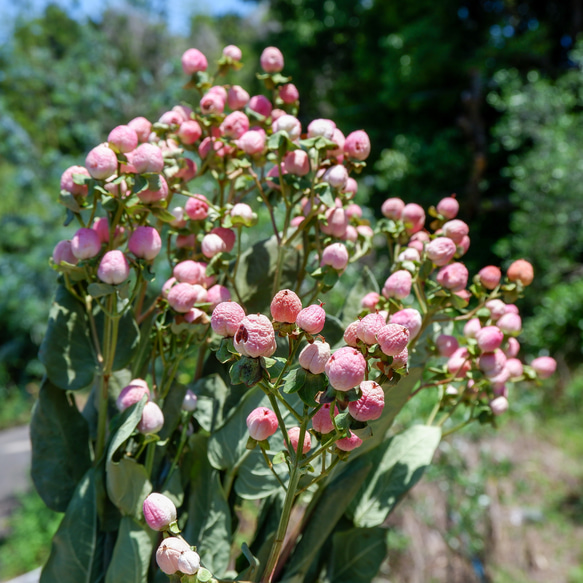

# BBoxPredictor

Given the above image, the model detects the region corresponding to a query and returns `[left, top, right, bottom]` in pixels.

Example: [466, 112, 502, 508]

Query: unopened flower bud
[271, 289, 302, 323]
[531, 356, 557, 379]
[178, 551, 201, 575]
[475, 326, 504, 353]
[234, 314, 277, 358]
[485, 299, 506, 320]
[323, 164, 348, 190]
[61, 165, 90, 196]
[279, 83, 299, 103]
[343, 321, 360, 347]
[325, 346, 366, 391]
[436, 334, 459, 357]
[98, 250, 130, 284]
[246, 407, 278, 441]
[128, 143, 164, 174]
[447, 347, 471, 378]
[349, 380, 384, 421]
[127, 116, 152, 143]
[389, 309, 422, 339]
[463, 318, 481, 338]
[506, 358, 523, 379]
[273, 114, 301, 141]
[287, 426, 311, 454]
[108, 125, 138, 153]
[436, 262, 468, 292]
[143, 493, 177, 531]
[497, 313, 522, 335]
[185, 195, 209, 221]
[260, 46, 284, 73]
[221, 111, 249, 139]
[311, 402, 338, 434]
[321, 243, 349, 271]
[357, 313, 386, 345]
[344, 130, 371, 161]
[478, 265, 501, 290]
[129, 226, 162, 260]
[167, 283, 200, 313]
[117, 379, 150, 411]
[296, 304, 326, 334]
[298, 340, 331, 374]
[436, 196, 459, 219]
[182, 48, 208, 74]
[228, 85, 250, 110]
[201, 233, 227, 258]
[71, 228, 101, 260]
[479, 349, 507, 377]
[336, 431, 363, 452]
[308, 118, 336, 139]
[426, 237, 457, 266]
[503, 337, 520, 358]
[442, 219, 469, 245]
[507, 259, 534, 286]
[156, 537, 191, 575]
[182, 389, 198, 412]
[361, 292, 380, 312]
[177, 120, 202, 145]
[138, 401, 164, 434]
[381, 198, 405, 220]
[223, 44, 242, 61]
[248, 94, 272, 118]
[401, 203, 426, 234]
[85, 144, 118, 180]
[376, 324, 410, 356]
[211, 301, 246, 337]
[382, 270, 412, 300]
[53, 240, 78, 265]
[284, 150, 310, 176]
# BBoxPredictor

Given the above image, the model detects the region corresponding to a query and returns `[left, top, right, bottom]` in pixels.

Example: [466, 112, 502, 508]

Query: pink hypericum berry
[248, 94, 272, 118]
[345, 203, 362, 219]
[298, 340, 331, 374]
[234, 314, 277, 358]
[138, 401, 164, 434]
[344, 130, 371, 161]
[329, 128, 346, 159]
[246, 407, 279, 441]
[127, 117, 152, 143]
[343, 321, 360, 347]
[182, 48, 208, 74]
[381, 198, 405, 220]
[211, 227, 236, 253]
[71, 228, 101, 260]
[321, 207, 348, 238]
[108, 125, 138, 153]
[447, 347, 471, 378]
[323, 165, 348, 190]
[349, 380, 384, 422]
[307, 118, 336, 140]
[321, 243, 349, 271]
[376, 324, 410, 356]
[116, 378, 150, 411]
[228, 85, 250, 110]
[436, 334, 459, 357]
[273, 114, 302, 141]
[287, 426, 311, 454]
[401, 203, 426, 234]
[61, 165, 90, 196]
[236, 130, 266, 155]
[260, 46, 284, 73]
[173, 260, 206, 285]
[382, 270, 412, 300]
[230, 203, 256, 227]
[361, 292, 380, 312]
[92, 217, 111, 244]
[85, 144, 117, 180]
[128, 226, 162, 260]
[201, 233, 227, 258]
[143, 493, 177, 531]
[167, 283, 201, 313]
[284, 150, 310, 176]
[271, 289, 302, 323]
[398, 247, 421, 263]
[137, 174, 168, 204]
[185, 194, 209, 221]
[128, 143, 164, 174]
[490, 396, 509, 416]
[175, 234, 195, 249]
[177, 551, 201, 576]
[177, 120, 202, 145]
[506, 358, 523, 379]
[478, 266, 502, 290]
[503, 337, 520, 358]
[457, 235, 471, 256]
[211, 301, 246, 337]
[507, 259, 534, 286]
[436, 196, 459, 219]
[325, 346, 367, 391]
[53, 240, 78, 265]
[200, 91, 225, 115]
[336, 431, 363, 452]
[426, 237, 457, 266]
[207, 285, 231, 309]
[221, 111, 249, 139]
[279, 83, 299, 103]
[436, 262, 468, 292]
[223, 44, 242, 61]
[297, 304, 326, 335]
[475, 326, 504, 353]
[531, 356, 557, 379]
[312, 403, 338, 434]
[389, 309, 422, 339]
[183, 307, 206, 324]
[463, 317, 481, 338]
[97, 250, 129, 285]
[156, 537, 191, 575]
[172, 104, 192, 122]
[497, 313, 522, 335]
[344, 178, 358, 198]
[442, 219, 469, 245]
[485, 299, 506, 320]
[357, 313, 387, 345]
[505, 304, 519, 315]
[479, 349, 507, 377]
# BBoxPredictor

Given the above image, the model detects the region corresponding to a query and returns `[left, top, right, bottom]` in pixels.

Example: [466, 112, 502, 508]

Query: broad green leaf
[39, 284, 97, 391]
[350, 424, 442, 527]
[106, 457, 151, 517]
[339, 266, 380, 326]
[191, 373, 230, 432]
[105, 516, 154, 583]
[234, 442, 288, 500]
[323, 527, 387, 583]
[230, 356, 263, 387]
[40, 469, 98, 583]
[87, 283, 116, 298]
[283, 367, 306, 394]
[31, 378, 92, 512]
[320, 313, 345, 348]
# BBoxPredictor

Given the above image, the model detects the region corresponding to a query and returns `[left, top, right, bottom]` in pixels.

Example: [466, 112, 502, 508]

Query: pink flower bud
[298, 341, 331, 374]
[271, 289, 302, 323]
[329, 128, 346, 158]
[260, 46, 284, 73]
[211, 301, 246, 337]
[228, 85, 250, 110]
[177, 120, 202, 145]
[531, 356, 557, 379]
[129, 226, 162, 260]
[436, 262, 468, 292]
[336, 431, 363, 452]
[323, 164, 348, 190]
[325, 346, 367, 391]
[138, 401, 164, 434]
[234, 314, 277, 358]
[344, 130, 371, 161]
[235, 130, 266, 155]
[246, 407, 279, 441]
[382, 270, 412, 300]
[497, 313, 522, 335]
[248, 94, 272, 118]
[221, 111, 249, 139]
[116, 379, 150, 411]
[479, 349, 507, 377]
[128, 143, 164, 174]
[436, 196, 459, 219]
[210, 227, 236, 253]
[127, 117, 152, 143]
[287, 426, 311, 454]
[357, 313, 386, 345]
[185, 194, 209, 220]
[61, 165, 90, 196]
[506, 358, 523, 378]
[376, 324, 410, 356]
[398, 247, 421, 263]
[389, 309, 422, 339]
[478, 265, 501, 290]
[401, 203, 426, 234]
[207, 285, 231, 309]
[85, 144, 117, 180]
[343, 321, 360, 347]
[447, 347, 471, 378]
[97, 250, 130, 284]
[312, 402, 338, 434]
[143, 493, 177, 531]
[91, 217, 110, 244]
[490, 396, 509, 416]
[200, 92, 225, 115]
[71, 228, 101, 259]
[349, 380, 384, 422]
[381, 198, 405, 220]
[442, 219, 469, 245]
[53, 240, 78, 265]
[307, 118, 336, 139]
[503, 337, 520, 358]
[167, 283, 201, 313]
[485, 299, 506, 320]
[177, 551, 201, 575]
[173, 260, 206, 285]
[507, 259, 534, 286]
[108, 125, 138, 153]
[475, 326, 504, 353]
[361, 292, 380, 312]
[436, 334, 459, 357]
[463, 318, 481, 338]
[201, 233, 227, 258]
[321, 243, 349, 271]
[321, 207, 348, 238]
[137, 174, 168, 204]
[457, 235, 471, 256]
[296, 304, 326, 334]
[156, 537, 191, 575]
[223, 44, 242, 61]
[273, 114, 301, 140]
[230, 203, 256, 227]
[284, 150, 310, 176]
[426, 237, 457, 266]
[279, 83, 299, 103]
[182, 48, 208, 74]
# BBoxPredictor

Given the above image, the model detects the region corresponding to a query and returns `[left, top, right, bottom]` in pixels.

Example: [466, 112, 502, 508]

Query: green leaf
[229, 356, 263, 387]
[283, 367, 306, 394]
[314, 182, 335, 208]
[298, 372, 328, 407]
[191, 374, 230, 432]
[321, 313, 345, 348]
[95, 307, 140, 372]
[350, 424, 442, 527]
[87, 283, 116, 298]
[340, 266, 380, 326]
[105, 516, 154, 583]
[106, 457, 151, 517]
[132, 174, 148, 194]
[324, 527, 387, 583]
[40, 469, 98, 583]
[39, 284, 97, 391]
[31, 378, 92, 512]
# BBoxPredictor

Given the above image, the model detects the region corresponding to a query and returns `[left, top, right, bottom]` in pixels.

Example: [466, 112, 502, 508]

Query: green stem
[260, 446, 287, 491]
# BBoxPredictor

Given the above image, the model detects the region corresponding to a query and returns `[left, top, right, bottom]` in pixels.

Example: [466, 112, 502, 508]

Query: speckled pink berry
[85, 144, 118, 180]
[436, 334, 459, 357]
[311, 403, 338, 434]
[357, 313, 386, 345]
[207, 285, 231, 309]
[128, 143, 164, 174]
[128, 226, 162, 260]
[475, 326, 504, 353]
[287, 426, 311, 454]
[321, 243, 349, 271]
[173, 260, 207, 285]
[436, 196, 459, 219]
[389, 309, 422, 339]
[507, 259, 534, 286]
[349, 380, 384, 421]
[234, 314, 277, 358]
[361, 292, 380, 312]
[53, 240, 78, 265]
[97, 250, 129, 284]
[61, 165, 90, 196]
[182, 48, 208, 74]
[426, 237, 457, 267]
[382, 270, 412, 300]
[299, 340, 331, 374]
[490, 396, 509, 416]
[343, 321, 360, 347]
[246, 407, 279, 441]
[296, 304, 326, 335]
[156, 537, 191, 575]
[108, 125, 138, 153]
[485, 299, 506, 320]
[211, 302, 246, 337]
[344, 130, 370, 161]
[479, 349, 507, 378]
[201, 233, 227, 258]
[401, 203, 425, 234]
[478, 266, 502, 290]
[497, 313, 522, 335]
[71, 228, 101, 260]
[381, 198, 405, 220]
[138, 401, 164, 434]
[531, 356, 556, 379]
[177, 120, 202, 145]
[271, 289, 302, 324]
[436, 262, 468, 292]
[447, 347, 471, 378]
[336, 431, 363, 452]
[325, 346, 367, 391]
[116, 379, 150, 411]
[167, 283, 199, 313]
[143, 493, 177, 531]
[464, 318, 481, 338]
[442, 219, 469, 245]
[376, 324, 410, 356]
[503, 337, 520, 358]
[260, 46, 284, 73]
[185, 195, 209, 221]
